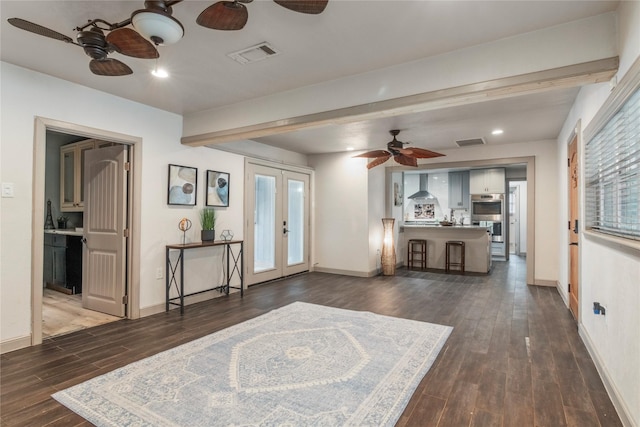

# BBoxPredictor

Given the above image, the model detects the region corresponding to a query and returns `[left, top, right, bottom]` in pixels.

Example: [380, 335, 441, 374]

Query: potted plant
[199, 208, 216, 242]
[57, 215, 68, 229]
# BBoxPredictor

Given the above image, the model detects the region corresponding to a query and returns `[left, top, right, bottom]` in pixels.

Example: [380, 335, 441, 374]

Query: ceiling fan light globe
[131, 9, 184, 45]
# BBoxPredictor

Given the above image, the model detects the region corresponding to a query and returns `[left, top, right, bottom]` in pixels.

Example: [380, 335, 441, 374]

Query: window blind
[585, 87, 640, 240]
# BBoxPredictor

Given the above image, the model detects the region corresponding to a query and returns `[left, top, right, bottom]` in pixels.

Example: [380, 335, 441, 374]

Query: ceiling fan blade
[273, 0, 328, 14]
[398, 147, 446, 159]
[89, 58, 133, 76]
[353, 150, 391, 159]
[365, 154, 392, 169]
[394, 154, 418, 167]
[106, 28, 158, 59]
[197, 1, 248, 30]
[7, 18, 74, 44]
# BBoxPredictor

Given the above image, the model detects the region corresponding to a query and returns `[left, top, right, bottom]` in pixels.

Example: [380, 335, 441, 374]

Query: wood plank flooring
[1, 256, 622, 426]
[42, 289, 121, 338]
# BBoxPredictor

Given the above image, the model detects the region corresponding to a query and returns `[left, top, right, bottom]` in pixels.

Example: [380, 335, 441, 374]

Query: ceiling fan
[354, 130, 445, 169]
[197, 0, 328, 31]
[7, 17, 158, 76]
[7, 0, 329, 76]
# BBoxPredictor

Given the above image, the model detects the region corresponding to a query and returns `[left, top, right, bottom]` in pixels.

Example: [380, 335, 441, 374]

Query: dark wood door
[568, 135, 579, 320]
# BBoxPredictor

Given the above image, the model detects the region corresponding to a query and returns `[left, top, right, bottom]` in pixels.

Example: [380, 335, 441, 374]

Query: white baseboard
[555, 281, 570, 307]
[0, 334, 31, 354]
[533, 279, 557, 287]
[139, 289, 242, 318]
[579, 325, 635, 427]
[312, 266, 377, 277]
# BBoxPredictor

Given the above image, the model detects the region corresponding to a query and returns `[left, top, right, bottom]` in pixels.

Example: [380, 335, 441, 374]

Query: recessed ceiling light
[346, 147, 354, 151]
[492, 129, 504, 135]
[152, 68, 169, 78]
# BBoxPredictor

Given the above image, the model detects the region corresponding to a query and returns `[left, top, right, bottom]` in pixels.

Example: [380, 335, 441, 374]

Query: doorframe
[566, 121, 582, 322]
[508, 183, 520, 255]
[31, 117, 142, 345]
[386, 156, 536, 285]
[243, 158, 314, 285]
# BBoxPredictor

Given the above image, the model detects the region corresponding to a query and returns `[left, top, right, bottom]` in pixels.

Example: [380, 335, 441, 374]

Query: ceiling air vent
[455, 137, 486, 148]
[227, 42, 281, 65]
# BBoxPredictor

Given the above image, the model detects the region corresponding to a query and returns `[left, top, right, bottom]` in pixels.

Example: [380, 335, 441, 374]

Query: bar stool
[445, 241, 465, 273]
[407, 239, 427, 270]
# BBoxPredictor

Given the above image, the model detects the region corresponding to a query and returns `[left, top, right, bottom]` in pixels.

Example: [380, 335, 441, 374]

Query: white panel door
[246, 164, 310, 285]
[82, 145, 127, 316]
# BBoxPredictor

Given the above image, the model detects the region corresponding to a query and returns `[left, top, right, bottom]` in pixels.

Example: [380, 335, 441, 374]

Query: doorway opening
[32, 118, 142, 345]
[508, 180, 527, 257]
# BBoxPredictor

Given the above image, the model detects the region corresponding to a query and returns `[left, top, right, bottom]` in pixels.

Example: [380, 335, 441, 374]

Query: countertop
[401, 223, 489, 230]
[44, 229, 83, 236]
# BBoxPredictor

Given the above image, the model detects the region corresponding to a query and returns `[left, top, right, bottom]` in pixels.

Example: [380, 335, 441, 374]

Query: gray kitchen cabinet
[448, 171, 470, 209]
[469, 168, 506, 194]
[44, 233, 66, 287]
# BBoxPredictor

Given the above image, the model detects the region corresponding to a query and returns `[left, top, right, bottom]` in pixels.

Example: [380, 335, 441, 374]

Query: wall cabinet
[60, 139, 100, 212]
[470, 168, 506, 194]
[448, 171, 470, 209]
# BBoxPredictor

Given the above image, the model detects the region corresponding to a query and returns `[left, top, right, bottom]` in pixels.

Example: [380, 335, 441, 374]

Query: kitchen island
[400, 224, 492, 273]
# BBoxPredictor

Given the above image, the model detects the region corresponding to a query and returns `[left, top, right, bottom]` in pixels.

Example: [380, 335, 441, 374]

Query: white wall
[0, 62, 246, 348]
[555, 2, 640, 425]
[367, 163, 386, 273]
[308, 152, 371, 275]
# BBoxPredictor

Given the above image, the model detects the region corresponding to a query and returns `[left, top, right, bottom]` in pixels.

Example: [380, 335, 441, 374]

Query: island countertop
[401, 223, 488, 230]
[44, 229, 83, 237]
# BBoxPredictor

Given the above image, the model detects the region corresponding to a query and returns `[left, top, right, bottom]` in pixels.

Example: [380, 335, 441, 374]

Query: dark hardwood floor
[1, 256, 622, 426]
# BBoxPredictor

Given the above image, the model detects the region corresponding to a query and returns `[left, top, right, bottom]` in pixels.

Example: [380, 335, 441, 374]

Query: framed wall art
[414, 203, 435, 220]
[167, 164, 197, 206]
[206, 170, 230, 207]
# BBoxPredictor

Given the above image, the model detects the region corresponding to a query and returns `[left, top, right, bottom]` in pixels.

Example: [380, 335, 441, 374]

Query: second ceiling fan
[354, 130, 445, 169]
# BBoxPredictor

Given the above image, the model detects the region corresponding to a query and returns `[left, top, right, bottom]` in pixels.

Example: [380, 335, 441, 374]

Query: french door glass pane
[254, 175, 276, 272]
[287, 179, 304, 265]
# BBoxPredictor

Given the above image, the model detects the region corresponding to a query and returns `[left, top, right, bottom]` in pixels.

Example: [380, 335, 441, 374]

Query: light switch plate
[1, 182, 15, 198]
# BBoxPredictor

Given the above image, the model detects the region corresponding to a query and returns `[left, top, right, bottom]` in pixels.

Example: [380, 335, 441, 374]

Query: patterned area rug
[53, 302, 452, 426]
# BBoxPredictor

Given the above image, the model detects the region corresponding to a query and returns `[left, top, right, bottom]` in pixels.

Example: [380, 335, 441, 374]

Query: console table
[165, 240, 244, 314]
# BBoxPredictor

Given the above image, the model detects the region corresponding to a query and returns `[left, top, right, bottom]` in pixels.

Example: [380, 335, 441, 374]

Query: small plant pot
[201, 229, 215, 242]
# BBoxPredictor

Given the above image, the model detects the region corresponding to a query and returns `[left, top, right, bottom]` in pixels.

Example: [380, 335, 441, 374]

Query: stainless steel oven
[470, 194, 504, 222]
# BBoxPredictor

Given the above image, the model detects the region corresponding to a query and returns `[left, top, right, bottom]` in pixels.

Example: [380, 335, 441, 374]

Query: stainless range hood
[408, 174, 436, 200]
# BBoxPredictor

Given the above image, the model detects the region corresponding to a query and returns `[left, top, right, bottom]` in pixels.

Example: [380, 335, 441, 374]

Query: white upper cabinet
[60, 139, 101, 212]
[469, 168, 506, 194]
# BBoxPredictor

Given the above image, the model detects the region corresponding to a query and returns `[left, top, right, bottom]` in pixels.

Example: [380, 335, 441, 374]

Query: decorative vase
[201, 229, 215, 242]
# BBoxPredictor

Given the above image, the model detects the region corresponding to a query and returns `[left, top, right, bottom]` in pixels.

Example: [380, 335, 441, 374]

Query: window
[585, 87, 640, 240]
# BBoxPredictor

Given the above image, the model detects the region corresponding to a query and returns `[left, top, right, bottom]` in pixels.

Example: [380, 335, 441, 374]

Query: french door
[246, 163, 310, 285]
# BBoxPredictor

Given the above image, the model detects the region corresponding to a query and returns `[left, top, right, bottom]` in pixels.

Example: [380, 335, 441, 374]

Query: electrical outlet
[155, 268, 163, 280]
[1, 182, 15, 198]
